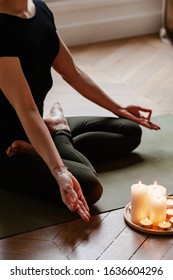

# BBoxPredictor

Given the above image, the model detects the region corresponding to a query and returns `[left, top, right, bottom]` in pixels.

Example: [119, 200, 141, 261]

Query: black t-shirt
[0, 0, 60, 116]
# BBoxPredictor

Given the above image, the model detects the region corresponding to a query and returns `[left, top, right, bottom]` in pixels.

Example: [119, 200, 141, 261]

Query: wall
[47, 0, 162, 46]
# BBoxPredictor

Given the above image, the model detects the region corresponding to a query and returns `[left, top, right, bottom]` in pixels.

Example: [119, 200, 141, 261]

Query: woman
[0, 0, 160, 222]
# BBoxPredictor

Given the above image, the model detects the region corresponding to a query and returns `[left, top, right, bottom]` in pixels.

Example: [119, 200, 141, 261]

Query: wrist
[51, 165, 68, 176]
[112, 105, 124, 116]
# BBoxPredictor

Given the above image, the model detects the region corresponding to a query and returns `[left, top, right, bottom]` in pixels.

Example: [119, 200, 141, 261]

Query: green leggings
[0, 116, 142, 205]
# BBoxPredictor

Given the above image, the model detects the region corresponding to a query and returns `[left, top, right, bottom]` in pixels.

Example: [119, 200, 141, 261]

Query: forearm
[17, 108, 64, 171]
[63, 66, 123, 115]
[53, 36, 122, 115]
[0, 57, 64, 173]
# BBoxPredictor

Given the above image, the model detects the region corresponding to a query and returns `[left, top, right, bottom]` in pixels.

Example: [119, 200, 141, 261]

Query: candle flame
[154, 181, 157, 190]
[138, 181, 142, 187]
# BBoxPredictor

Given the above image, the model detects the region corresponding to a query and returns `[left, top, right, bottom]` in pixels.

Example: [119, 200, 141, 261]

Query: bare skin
[6, 102, 70, 157]
[5, 102, 90, 222]
[44, 102, 70, 134]
[0, 0, 161, 224]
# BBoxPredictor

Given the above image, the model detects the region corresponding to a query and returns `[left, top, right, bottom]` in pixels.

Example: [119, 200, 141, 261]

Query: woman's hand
[117, 105, 160, 130]
[55, 169, 90, 222]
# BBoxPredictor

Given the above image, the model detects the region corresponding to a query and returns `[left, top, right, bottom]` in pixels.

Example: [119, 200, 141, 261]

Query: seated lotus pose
[0, 0, 160, 222]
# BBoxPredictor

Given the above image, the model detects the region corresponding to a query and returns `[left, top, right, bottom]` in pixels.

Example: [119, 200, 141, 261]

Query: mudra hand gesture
[54, 168, 90, 222]
[117, 105, 160, 130]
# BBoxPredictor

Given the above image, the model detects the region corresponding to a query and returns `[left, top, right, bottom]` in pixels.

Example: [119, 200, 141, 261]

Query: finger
[140, 120, 160, 130]
[65, 185, 78, 211]
[78, 200, 90, 218]
[137, 107, 152, 120]
[138, 107, 152, 114]
[75, 186, 90, 213]
[147, 110, 152, 120]
[66, 185, 77, 201]
[76, 205, 90, 222]
[145, 120, 160, 130]
[64, 193, 77, 212]
[139, 109, 152, 121]
[148, 122, 160, 130]
[71, 176, 90, 212]
[79, 193, 90, 212]
[121, 110, 159, 130]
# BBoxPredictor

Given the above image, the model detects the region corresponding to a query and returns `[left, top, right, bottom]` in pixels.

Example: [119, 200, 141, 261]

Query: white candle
[140, 217, 153, 229]
[131, 181, 148, 225]
[148, 181, 166, 197]
[158, 221, 171, 230]
[149, 194, 167, 226]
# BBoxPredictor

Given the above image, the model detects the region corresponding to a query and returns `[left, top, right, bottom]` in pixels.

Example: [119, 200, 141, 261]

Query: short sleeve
[0, 23, 19, 57]
[36, 0, 57, 30]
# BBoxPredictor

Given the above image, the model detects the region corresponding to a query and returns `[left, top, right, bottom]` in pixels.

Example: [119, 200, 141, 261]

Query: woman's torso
[0, 0, 60, 151]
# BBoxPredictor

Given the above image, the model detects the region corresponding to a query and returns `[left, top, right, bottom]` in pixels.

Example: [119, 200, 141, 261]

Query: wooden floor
[1, 35, 173, 260]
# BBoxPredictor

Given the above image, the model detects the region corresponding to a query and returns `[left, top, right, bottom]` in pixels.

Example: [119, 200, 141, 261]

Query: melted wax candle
[158, 221, 171, 230]
[140, 217, 153, 229]
[131, 181, 148, 225]
[149, 194, 167, 226]
[148, 181, 166, 197]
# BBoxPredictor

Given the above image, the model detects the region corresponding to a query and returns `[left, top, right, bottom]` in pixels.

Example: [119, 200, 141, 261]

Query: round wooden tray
[124, 203, 173, 235]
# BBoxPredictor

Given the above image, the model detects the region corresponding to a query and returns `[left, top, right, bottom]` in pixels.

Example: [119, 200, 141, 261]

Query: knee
[122, 121, 142, 154]
[81, 172, 103, 206]
[88, 180, 103, 206]
[131, 122, 142, 148]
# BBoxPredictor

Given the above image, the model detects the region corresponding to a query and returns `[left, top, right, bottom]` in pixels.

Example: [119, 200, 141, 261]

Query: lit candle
[148, 181, 166, 197]
[158, 221, 171, 230]
[131, 181, 148, 224]
[166, 209, 173, 218]
[140, 217, 153, 229]
[166, 198, 173, 208]
[149, 194, 167, 226]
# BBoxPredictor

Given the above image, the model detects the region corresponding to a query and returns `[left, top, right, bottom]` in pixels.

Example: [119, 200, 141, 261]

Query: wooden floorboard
[131, 236, 173, 260]
[68, 210, 125, 260]
[53, 213, 107, 257]
[0, 236, 67, 260]
[1, 35, 173, 260]
[98, 226, 148, 260]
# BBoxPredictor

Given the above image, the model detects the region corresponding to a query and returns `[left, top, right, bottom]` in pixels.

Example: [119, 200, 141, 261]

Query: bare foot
[6, 103, 70, 157]
[6, 140, 36, 157]
[44, 102, 70, 134]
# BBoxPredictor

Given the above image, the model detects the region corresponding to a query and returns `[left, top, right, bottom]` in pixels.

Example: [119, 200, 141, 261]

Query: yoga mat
[94, 114, 173, 211]
[0, 114, 173, 238]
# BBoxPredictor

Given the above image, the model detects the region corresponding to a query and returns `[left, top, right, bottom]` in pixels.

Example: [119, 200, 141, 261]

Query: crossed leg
[6, 102, 70, 157]
[2, 102, 141, 206]
[3, 102, 103, 205]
